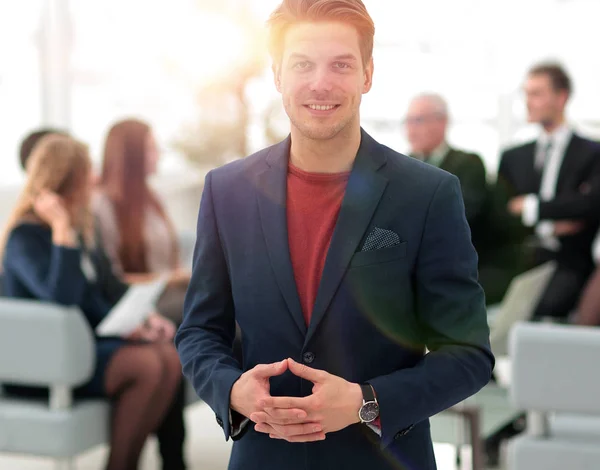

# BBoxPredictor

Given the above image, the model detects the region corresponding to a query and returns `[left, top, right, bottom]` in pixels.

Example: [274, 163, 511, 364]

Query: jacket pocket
[349, 242, 407, 268]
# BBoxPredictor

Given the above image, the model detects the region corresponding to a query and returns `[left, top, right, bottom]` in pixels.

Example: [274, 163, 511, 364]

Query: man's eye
[293, 61, 311, 70]
[334, 62, 351, 69]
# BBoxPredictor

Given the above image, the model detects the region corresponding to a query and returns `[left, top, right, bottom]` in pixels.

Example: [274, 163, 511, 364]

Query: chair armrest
[0, 298, 95, 387]
[509, 322, 600, 413]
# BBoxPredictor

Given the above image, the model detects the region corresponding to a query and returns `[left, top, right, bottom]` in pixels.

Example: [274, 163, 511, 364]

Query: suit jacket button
[303, 352, 315, 364]
[395, 424, 414, 439]
[216, 416, 223, 427]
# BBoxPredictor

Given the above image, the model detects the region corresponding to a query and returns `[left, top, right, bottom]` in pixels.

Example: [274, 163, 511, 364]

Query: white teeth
[308, 104, 336, 111]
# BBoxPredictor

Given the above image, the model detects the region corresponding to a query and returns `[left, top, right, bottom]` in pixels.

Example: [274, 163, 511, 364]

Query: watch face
[360, 401, 379, 423]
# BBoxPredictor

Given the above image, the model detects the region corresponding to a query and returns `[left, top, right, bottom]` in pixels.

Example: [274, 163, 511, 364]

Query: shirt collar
[538, 124, 572, 149]
[413, 141, 450, 167]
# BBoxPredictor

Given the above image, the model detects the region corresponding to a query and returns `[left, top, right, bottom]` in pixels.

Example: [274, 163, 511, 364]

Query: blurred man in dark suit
[498, 63, 600, 320]
[405, 94, 514, 304]
[406, 94, 488, 227]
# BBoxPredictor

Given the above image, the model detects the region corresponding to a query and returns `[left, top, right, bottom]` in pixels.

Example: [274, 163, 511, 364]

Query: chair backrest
[509, 322, 600, 414]
[0, 299, 95, 387]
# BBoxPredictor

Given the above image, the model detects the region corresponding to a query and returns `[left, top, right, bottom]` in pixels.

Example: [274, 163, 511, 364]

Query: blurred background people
[93, 119, 190, 324]
[2, 133, 187, 470]
[485, 62, 600, 467]
[406, 93, 488, 226]
[18, 128, 69, 171]
[497, 63, 600, 321]
[405, 93, 516, 305]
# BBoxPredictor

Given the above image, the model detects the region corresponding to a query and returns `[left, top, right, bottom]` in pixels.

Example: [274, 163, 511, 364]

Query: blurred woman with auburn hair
[1, 134, 185, 470]
[93, 119, 190, 323]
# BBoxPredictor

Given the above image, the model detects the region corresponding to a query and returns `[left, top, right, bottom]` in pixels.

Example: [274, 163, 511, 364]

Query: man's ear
[559, 90, 570, 110]
[272, 63, 282, 92]
[363, 57, 374, 94]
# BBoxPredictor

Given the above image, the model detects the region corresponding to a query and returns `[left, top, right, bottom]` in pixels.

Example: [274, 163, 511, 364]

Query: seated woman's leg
[532, 266, 588, 321]
[573, 267, 600, 325]
[154, 343, 187, 470]
[103, 344, 179, 470]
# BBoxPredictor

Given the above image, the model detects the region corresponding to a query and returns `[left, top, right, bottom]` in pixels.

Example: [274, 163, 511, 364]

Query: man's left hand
[508, 196, 525, 215]
[251, 358, 363, 442]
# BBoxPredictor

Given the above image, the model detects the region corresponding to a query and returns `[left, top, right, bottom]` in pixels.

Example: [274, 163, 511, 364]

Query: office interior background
[1, 0, 599, 469]
[3, 0, 600, 196]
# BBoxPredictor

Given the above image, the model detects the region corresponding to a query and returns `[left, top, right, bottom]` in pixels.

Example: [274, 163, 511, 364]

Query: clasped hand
[230, 358, 363, 443]
[127, 312, 176, 342]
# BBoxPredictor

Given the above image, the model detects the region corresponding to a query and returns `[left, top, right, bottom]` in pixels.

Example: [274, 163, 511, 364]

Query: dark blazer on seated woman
[2, 222, 128, 397]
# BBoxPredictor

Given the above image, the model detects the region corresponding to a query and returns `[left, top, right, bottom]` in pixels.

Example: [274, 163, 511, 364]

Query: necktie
[539, 139, 557, 201]
[535, 139, 553, 171]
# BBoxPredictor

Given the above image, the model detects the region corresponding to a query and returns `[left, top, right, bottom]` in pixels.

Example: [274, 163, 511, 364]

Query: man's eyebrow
[332, 54, 358, 62]
[286, 53, 358, 62]
[288, 53, 311, 61]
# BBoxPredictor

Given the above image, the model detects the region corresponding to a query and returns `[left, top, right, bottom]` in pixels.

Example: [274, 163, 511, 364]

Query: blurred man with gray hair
[405, 94, 520, 305]
[405, 93, 488, 226]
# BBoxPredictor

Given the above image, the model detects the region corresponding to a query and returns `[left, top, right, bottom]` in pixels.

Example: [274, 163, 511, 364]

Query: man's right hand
[230, 360, 306, 421]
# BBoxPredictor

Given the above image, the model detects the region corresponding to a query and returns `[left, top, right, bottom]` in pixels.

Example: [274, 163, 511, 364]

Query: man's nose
[308, 67, 334, 93]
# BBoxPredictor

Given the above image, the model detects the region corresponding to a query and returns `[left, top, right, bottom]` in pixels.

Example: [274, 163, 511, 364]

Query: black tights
[156, 375, 186, 470]
[103, 343, 183, 470]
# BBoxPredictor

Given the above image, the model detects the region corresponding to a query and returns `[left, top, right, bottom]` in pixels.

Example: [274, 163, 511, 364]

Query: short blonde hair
[267, 0, 375, 66]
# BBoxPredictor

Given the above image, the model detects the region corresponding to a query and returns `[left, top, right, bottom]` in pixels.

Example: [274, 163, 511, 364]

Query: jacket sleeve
[174, 171, 243, 441]
[368, 175, 494, 448]
[488, 152, 529, 244]
[532, 144, 600, 221]
[4, 226, 88, 306]
[456, 153, 488, 224]
[538, 175, 600, 222]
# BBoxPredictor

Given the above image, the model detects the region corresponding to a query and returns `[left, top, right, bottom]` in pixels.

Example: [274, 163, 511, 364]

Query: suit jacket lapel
[256, 137, 307, 336]
[305, 130, 389, 344]
[521, 144, 540, 193]
[556, 134, 582, 193]
[438, 148, 455, 171]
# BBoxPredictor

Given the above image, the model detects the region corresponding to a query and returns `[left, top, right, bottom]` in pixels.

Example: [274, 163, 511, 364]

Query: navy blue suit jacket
[175, 130, 494, 470]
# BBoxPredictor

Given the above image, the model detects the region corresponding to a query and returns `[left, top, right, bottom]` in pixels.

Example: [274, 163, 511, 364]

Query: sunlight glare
[160, 11, 248, 86]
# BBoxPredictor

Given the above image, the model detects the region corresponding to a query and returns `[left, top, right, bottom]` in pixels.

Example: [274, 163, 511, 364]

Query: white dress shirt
[522, 125, 573, 251]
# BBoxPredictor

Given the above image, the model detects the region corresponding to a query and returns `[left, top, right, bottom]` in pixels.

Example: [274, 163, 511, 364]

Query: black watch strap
[360, 383, 376, 402]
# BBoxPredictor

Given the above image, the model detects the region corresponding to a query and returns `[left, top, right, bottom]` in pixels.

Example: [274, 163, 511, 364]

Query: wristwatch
[358, 384, 380, 424]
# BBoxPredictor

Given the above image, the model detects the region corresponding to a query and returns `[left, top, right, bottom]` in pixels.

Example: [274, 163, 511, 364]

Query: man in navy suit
[175, 1, 493, 468]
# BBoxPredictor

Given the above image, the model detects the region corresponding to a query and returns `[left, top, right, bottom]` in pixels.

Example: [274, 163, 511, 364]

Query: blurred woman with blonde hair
[1, 134, 186, 470]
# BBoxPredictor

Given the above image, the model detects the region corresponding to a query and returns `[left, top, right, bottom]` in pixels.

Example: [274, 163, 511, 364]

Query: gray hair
[411, 93, 449, 118]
